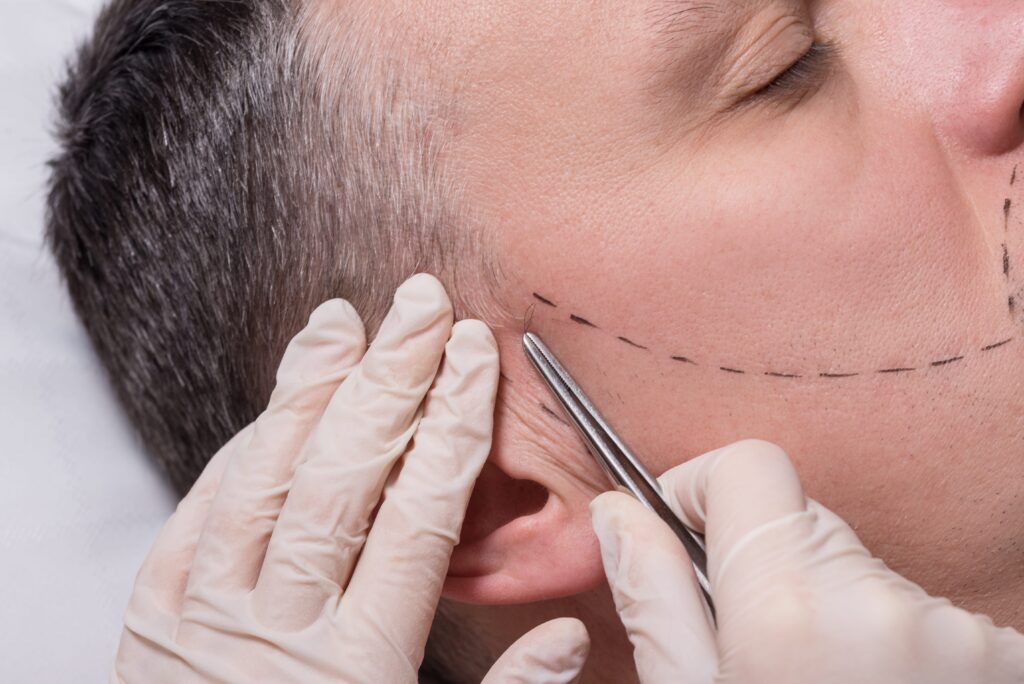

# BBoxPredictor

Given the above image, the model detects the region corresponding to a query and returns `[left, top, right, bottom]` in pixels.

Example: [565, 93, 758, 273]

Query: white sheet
[0, 2, 177, 681]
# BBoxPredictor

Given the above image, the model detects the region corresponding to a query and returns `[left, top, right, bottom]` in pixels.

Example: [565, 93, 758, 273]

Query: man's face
[401, 0, 1024, 622]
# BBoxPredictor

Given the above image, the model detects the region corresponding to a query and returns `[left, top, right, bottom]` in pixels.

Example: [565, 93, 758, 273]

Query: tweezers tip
[522, 331, 542, 354]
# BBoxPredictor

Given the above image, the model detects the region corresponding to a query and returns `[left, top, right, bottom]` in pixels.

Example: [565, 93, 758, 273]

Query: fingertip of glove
[395, 273, 454, 317]
[308, 298, 366, 339]
[530, 618, 591, 675]
[548, 617, 591, 656]
[589, 491, 639, 523]
[448, 319, 498, 357]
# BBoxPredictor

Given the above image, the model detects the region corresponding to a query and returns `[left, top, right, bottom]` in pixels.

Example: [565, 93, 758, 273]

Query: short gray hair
[47, 0, 501, 494]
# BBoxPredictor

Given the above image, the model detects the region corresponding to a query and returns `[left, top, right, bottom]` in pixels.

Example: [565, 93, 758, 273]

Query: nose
[918, 5, 1024, 155]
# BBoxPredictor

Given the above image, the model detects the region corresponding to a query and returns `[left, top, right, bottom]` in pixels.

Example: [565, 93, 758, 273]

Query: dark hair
[46, 0, 495, 495]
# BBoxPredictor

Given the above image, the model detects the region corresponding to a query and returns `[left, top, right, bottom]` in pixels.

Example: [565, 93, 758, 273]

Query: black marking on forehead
[930, 356, 964, 367]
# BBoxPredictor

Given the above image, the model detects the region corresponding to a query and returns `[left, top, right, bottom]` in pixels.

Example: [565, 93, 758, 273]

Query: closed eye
[750, 41, 836, 102]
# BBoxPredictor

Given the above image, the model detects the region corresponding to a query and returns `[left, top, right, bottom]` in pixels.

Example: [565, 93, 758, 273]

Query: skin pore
[332, 0, 1024, 680]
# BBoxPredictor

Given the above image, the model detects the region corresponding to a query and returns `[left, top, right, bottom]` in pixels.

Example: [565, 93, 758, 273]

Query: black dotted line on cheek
[570, 314, 599, 329]
[533, 293, 558, 308]
[532, 189, 1021, 391]
[617, 336, 649, 351]
[982, 337, 1014, 352]
[1007, 165, 1021, 321]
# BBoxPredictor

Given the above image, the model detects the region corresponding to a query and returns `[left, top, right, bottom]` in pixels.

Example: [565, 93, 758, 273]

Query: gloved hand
[112, 274, 589, 684]
[590, 439, 1024, 683]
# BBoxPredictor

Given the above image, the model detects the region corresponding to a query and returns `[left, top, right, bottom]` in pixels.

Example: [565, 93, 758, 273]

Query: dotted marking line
[531, 292, 1017, 381]
[528, 165, 1022, 381]
[570, 314, 598, 328]
[617, 336, 649, 350]
[982, 338, 1014, 352]
[533, 293, 558, 308]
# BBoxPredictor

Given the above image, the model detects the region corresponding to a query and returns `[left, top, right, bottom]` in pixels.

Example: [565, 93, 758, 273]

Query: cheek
[499, 119, 1024, 603]
[540, 122, 1005, 376]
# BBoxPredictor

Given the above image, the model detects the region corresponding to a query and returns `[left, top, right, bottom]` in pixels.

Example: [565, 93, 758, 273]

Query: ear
[443, 343, 607, 605]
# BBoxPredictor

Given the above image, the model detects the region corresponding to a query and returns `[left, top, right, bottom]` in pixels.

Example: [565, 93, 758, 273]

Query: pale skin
[322, 1, 1024, 681]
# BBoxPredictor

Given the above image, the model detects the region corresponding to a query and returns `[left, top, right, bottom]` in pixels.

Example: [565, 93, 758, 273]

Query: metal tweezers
[523, 332, 716, 622]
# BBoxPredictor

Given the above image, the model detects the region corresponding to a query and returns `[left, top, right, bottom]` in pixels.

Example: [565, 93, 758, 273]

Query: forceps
[523, 332, 716, 622]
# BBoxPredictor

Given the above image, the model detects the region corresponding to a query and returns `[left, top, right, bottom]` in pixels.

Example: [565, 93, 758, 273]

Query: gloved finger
[591, 491, 718, 684]
[131, 424, 249, 618]
[339, 319, 498, 650]
[656, 439, 808, 575]
[184, 299, 367, 597]
[253, 274, 453, 622]
[481, 618, 591, 684]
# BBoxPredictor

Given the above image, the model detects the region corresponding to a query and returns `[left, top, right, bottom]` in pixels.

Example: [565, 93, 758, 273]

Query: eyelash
[751, 42, 835, 102]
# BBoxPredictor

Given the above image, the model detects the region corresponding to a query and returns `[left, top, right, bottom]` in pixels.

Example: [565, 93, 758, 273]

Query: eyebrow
[647, 1, 724, 53]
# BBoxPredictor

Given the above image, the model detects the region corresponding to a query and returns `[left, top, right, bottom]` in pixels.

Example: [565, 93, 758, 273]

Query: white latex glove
[590, 439, 1024, 683]
[112, 274, 589, 684]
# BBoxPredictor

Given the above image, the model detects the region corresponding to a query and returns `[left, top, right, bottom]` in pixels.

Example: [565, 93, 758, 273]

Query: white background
[0, 1, 177, 681]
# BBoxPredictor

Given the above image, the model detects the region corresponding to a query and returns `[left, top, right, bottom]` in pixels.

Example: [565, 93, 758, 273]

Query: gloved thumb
[480, 617, 590, 684]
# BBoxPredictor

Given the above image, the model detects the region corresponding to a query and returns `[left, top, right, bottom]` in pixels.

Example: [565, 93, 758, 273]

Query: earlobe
[444, 460, 606, 605]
